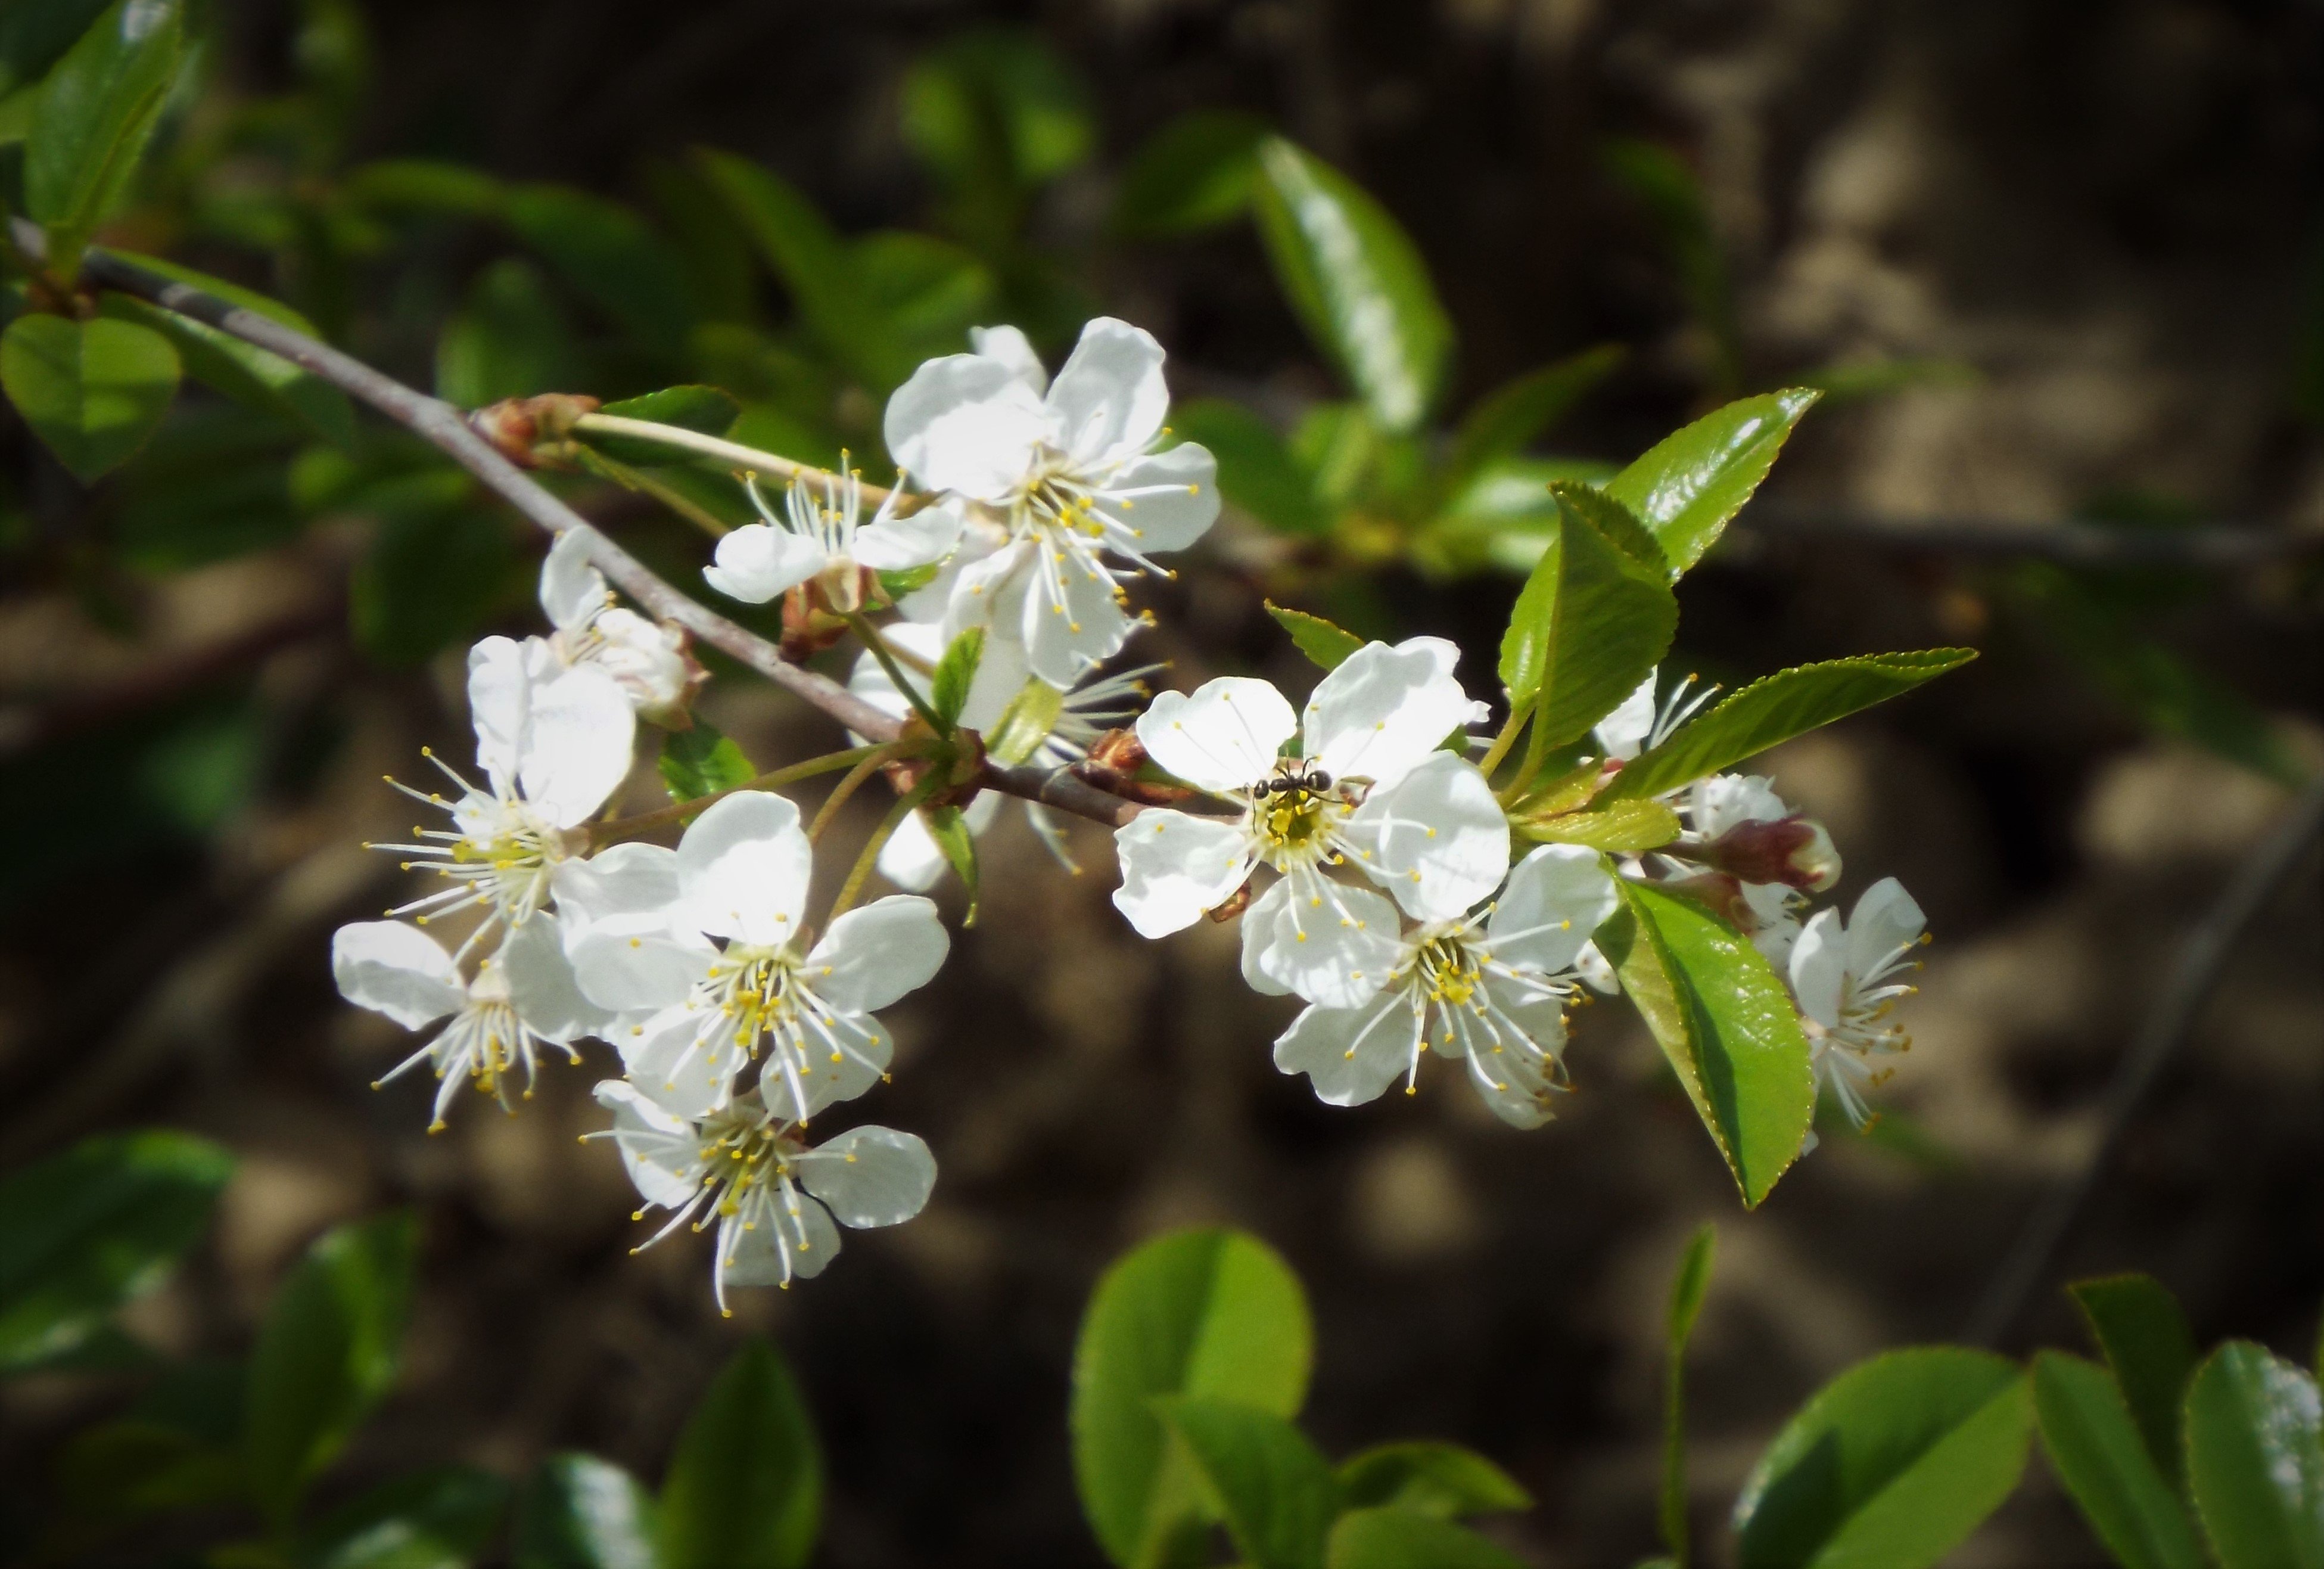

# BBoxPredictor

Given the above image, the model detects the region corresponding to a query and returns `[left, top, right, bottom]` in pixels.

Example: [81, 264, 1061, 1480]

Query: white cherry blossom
[561, 792, 949, 1120]
[332, 915, 610, 1130]
[1687, 773, 1818, 961]
[1595, 667, 1717, 762]
[593, 1080, 934, 1310]
[368, 637, 635, 951]
[702, 465, 961, 611]
[1790, 877, 1927, 1129]
[539, 531, 703, 726]
[883, 317, 1219, 685]
[1273, 845, 1618, 1127]
[1112, 638, 1506, 1008]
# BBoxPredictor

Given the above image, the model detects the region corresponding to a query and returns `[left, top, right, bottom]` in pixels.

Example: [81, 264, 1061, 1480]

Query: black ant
[1255, 763, 1333, 797]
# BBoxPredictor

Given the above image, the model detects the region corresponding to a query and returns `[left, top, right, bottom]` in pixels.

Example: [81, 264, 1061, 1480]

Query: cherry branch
[14, 222, 1149, 832]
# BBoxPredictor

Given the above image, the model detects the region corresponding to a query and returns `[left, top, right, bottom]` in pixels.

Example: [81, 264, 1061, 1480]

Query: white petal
[331, 921, 465, 1030]
[1343, 753, 1510, 921]
[805, 896, 949, 1014]
[1741, 882, 1803, 966]
[1242, 871, 1404, 1009]
[1044, 318, 1171, 465]
[883, 354, 1049, 500]
[621, 1004, 743, 1120]
[853, 497, 963, 571]
[939, 538, 1032, 642]
[702, 523, 827, 604]
[465, 636, 531, 798]
[676, 793, 812, 946]
[1595, 670, 1660, 761]
[1110, 810, 1253, 939]
[875, 811, 948, 892]
[568, 916, 715, 1014]
[1273, 989, 1417, 1107]
[1306, 638, 1486, 788]
[1137, 678, 1297, 795]
[1847, 877, 1926, 978]
[969, 324, 1049, 394]
[900, 516, 1006, 623]
[1015, 540, 1133, 686]
[1788, 908, 1847, 1028]
[1572, 940, 1619, 995]
[540, 529, 608, 633]
[1460, 988, 1565, 1129]
[521, 664, 638, 828]
[552, 843, 680, 931]
[723, 1195, 841, 1287]
[793, 1126, 937, 1227]
[1486, 844, 1617, 977]
[585, 608, 696, 719]
[1691, 773, 1787, 840]
[590, 1079, 699, 1209]
[957, 633, 1032, 734]
[498, 913, 612, 1044]
[1099, 442, 1218, 553]
[760, 1017, 891, 1122]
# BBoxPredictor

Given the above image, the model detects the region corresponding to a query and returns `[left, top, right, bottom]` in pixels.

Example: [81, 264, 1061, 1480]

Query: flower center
[1416, 935, 1482, 1007]
[707, 946, 804, 1052]
[696, 1106, 795, 1214]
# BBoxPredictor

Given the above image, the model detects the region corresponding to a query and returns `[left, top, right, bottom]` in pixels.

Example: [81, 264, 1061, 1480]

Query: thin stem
[808, 750, 893, 843]
[1476, 704, 1528, 779]
[846, 612, 948, 735]
[572, 414, 915, 512]
[589, 744, 898, 847]
[573, 446, 732, 538]
[828, 769, 944, 922]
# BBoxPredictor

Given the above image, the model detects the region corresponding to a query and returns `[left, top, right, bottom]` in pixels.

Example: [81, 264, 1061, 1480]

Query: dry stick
[1964, 770, 2324, 1347]
[18, 223, 1149, 831]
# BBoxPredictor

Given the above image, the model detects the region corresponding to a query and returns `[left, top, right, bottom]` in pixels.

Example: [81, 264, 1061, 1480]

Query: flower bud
[1698, 815, 1842, 893]
[467, 393, 602, 468]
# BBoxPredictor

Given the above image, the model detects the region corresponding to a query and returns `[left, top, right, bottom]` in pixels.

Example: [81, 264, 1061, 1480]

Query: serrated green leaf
[2071, 1273, 2198, 1491]
[1442, 345, 1625, 498]
[244, 1212, 420, 1528]
[1337, 1442, 1530, 1519]
[2033, 1352, 2204, 1569]
[1660, 1225, 1716, 1563]
[1603, 390, 1819, 573]
[2183, 1342, 2324, 1569]
[23, 0, 183, 268]
[659, 725, 754, 805]
[929, 626, 985, 731]
[2, 312, 180, 481]
[1158, 1398, 1339, 1569]
[986, 676, 1065, 766]
[1172, 399, 1331, 536]
[301, 1464, 511, 1569]
[924, 803, 979, 924]
[505, 183, 695, 352]
[1266, 601, 1365, 670]
[1517, 797, 1680, 852]
[1326, 1508, 1523, 1569]
[1602, 884, 1813, 1208]
[1733, 1347, 2033, 1569]
[1252, 138, 1452, 434]
[1604, 650, 1976, 803]
[514, 1453, 658, 1569]
[659, 1339, 820, 1569]
[0, 1130, 231, 1375]
[1072, 1228, 1313, 1569]
[1113, 109, 1269, 236]
[1497, 486, 1675, 749]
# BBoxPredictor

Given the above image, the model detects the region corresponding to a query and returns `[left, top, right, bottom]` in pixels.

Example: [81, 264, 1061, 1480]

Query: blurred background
[1, 0, 2319, 1563]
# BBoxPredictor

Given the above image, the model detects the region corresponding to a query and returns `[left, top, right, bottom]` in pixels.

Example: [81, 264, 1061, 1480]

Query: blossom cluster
[332, 316, 1928, 1308]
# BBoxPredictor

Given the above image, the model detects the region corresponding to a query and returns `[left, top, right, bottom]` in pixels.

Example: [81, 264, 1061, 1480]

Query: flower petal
[760, 1015, 891, 1123]
[567, 915, 712, 1014]
[677, 792, 812, 946]
[540, 529, 607, 633]
[1016, 539, 1133, 686]
[805, 895, 949, 1014]
[465, 635, 532, 798]
[1485, 844, 1617, 977]
[702, 523, 827, 605]
[332, 921, 465, 1029]
[1457, 990, 1564, 1129]
[793, 1126, 937, 1228]
[883, 353, 1049, 499]
[1099, 442, 1218, 553]
[1273, 989, 1417, 1107]
[1847, 877, 1925, 979]
[874, 811, 948, 892]
[1595, 670, 1659, 761]
[1306, 637, 1487, 788]
[853, 496, 963, 572]
[1242, 870, 1403, 1009]
[499, 912, 614, 1045]
[1138, 677, 1298, 795]
[1111, 810, 1253, 938]
[520, 663, 637, 828]
[1343, 752, 1510, 921]
[970, 324, 1048, 394]
[1788, 908, 1847, 1027]
[722, 1193, 842, 1288]
[1691, 773, 1787, 840]
[590, 1078, 699, 1209]
[1044, 317, 1171, 465]
[620, 1003, 744, 1120]
[552, 843, 680, 931]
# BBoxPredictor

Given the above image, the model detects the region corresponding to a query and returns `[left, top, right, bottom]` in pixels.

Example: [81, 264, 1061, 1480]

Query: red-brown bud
[1072, 729, 1197, 806]
[1692, 816, 1842, 893]
[467, 394, 602, 468]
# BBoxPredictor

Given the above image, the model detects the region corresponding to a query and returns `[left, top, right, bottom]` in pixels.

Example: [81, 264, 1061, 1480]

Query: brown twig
[12, 221, 1149, 831]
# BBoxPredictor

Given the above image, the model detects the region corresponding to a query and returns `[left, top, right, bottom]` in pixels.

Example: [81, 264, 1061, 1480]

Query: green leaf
[901, 27, 1092, 197]
[435, 257, 581, 408]
[1497, 484, 1675, 748]
[2071, 1273, 2198, 1490]
[1171, 398, 1331, 536]
[1, 312, 180, 481]
[1250, 137, 1452, 434]
[924, 804, 979, 923]
[1325, 1508, 1523, 1569]
[2183, 1342, 2324, 1569]
[1733, 1347, 2033, 1569]
[930, 626, 986, 731]
[0, 0, 115, 100]
[506, 184, 695, 353]
[2033, 1352, 2204, 1569]
[1112, 110, 1269, 236]
[1660, 1225, 1716, 1562]
[1336, 1442, 1530, 1519]
[1602, 884, 1814, 1208]
[514, 1454, 658, 1569]
[1158, 1398, 1339, 1569]
[0, 1129, 231, 1374]
[1603, 650, 1977, 804]
[589, 385, 743, 465]
[855, 231, 998, 359]
[658, 1338, 820, 1569]
[244, 1212, 421, 1529]
[1516, 797, 1680, 853]
[343, 157, 505, 218]
[301, 1464, 512, 1569]
[1441, 345, 1625, 497]
[96, 251, 356, 446]
[1071, 1228, 1314, 1569]
[659, 725, 754, 806]
[351, 499, 521, 668]
[1266, 601, 1365, 671]
[1602, 389, 1820, 574]
[23, 0, 184, 266]
[985, 676, 1065, 767]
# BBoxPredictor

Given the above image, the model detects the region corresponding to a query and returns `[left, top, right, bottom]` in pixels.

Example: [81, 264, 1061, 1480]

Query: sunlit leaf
[1159, 1398, 1340, 1569]
[2183, 1343, 2324, 1569]
[659, 725, 754, 806]
[1113, 110, 1269, 235]
[2070, 1273, 2198, 1489]
[1, 312, 180, 481]
[1602, 390, 1819, 574]
[1337, 1441, 1530, 1520]
[2033, 1352, 2202, 1569]
[23, 0, 184, 267]
[514, 1453, 658, 1569]
[1497, 484, 1675, 749]
[1267, 601, 1365, 670]
[1515, 796, 1680, 853]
